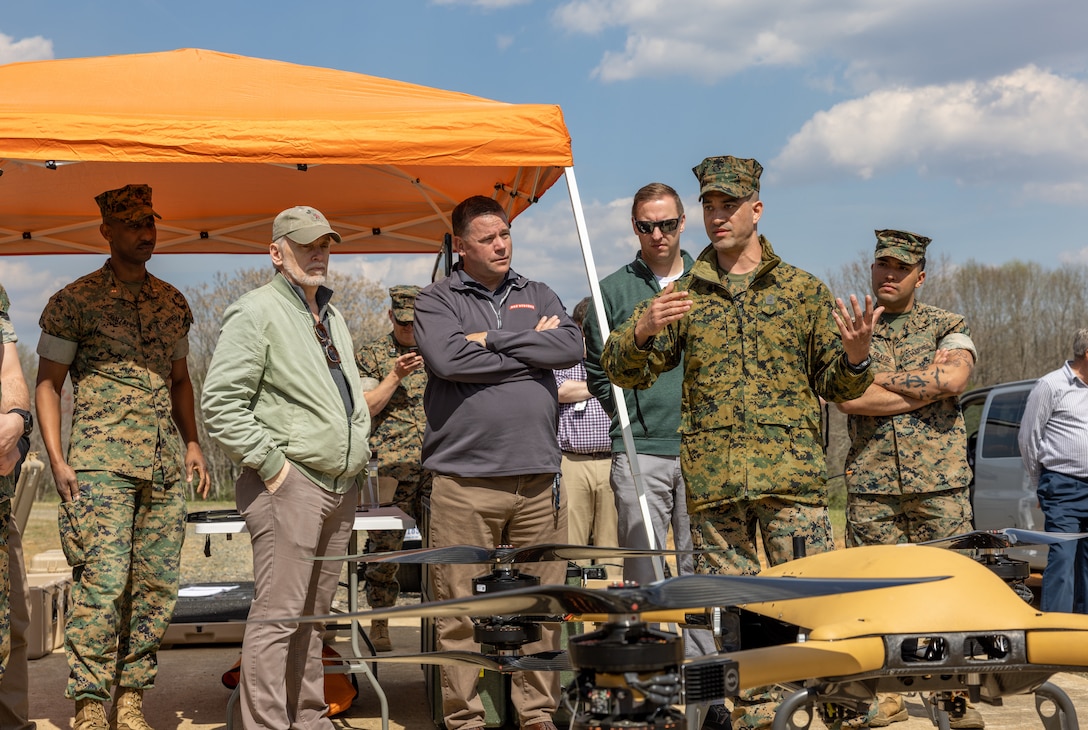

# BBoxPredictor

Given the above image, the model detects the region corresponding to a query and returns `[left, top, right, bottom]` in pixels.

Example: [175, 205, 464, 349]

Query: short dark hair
[631, 182, 683, 219]
[572, 296, 592, 327]
[452, 195, 508, 238]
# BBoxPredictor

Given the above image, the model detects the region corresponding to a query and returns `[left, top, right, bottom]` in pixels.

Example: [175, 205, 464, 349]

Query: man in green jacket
[201, 205, 371, 730]
[584, 182, 696, 590]
[602, 156, 880, 730]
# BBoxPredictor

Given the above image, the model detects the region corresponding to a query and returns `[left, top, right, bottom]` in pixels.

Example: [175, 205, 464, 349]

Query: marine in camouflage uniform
[35, 184, 209, 728]
[835, 230, 981, 730]
[602, 157, 878, 730]
[839, 230, 977, 548]
[355, 285, 431, 613]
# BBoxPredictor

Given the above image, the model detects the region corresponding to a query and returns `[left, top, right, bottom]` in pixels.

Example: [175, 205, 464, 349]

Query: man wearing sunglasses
[201, 205, 371, 730]
[413, 195, 583, 730]
[602, 156, 881, 730]
[582, 183, 713, 647]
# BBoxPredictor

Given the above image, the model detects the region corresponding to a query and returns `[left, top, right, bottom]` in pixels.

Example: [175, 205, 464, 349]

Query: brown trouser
[430, 473, 567, 730]
[236, 466, 356, 730]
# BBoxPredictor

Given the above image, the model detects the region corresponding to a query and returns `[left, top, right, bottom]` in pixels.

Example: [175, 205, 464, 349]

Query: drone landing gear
[922, 691, 976, 730]
[1034, 681, 1079, 730]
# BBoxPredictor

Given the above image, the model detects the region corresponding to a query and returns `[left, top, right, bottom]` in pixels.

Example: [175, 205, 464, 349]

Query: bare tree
[16, 342, 63, 501]
[923, 260, 1088, 386]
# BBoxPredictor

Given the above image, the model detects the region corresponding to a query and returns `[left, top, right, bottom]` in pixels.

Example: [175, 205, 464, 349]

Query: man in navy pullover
[413, 195, 582, 730]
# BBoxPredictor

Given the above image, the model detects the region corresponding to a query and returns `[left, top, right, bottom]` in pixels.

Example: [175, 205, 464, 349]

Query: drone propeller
[318, 542, 700, 564]
[326, 649, 571, 673]
[258, 572, 944, 625]
[921, 527, 1088, 551]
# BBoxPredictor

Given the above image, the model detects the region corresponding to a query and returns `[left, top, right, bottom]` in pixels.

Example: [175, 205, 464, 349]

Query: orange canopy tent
[0, 48, 666, 575]
[0, 48, 584, 256]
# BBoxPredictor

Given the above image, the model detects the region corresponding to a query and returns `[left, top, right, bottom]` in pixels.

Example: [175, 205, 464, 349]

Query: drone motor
[470, 563, 545, 649]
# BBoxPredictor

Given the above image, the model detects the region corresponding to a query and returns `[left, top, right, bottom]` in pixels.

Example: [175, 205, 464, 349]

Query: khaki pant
[560, 452, 617, 556]
[430, 473, 566, 730]
[236, 466, 356, 730]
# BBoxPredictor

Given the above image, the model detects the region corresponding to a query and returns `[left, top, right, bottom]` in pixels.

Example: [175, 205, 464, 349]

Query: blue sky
[2, 0, 1087, 342]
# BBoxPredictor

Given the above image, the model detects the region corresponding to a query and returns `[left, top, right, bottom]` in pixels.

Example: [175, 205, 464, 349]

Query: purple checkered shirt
[555, 362, 612, 454]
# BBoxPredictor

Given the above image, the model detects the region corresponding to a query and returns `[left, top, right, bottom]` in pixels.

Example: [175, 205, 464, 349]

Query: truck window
[980, 389, 1031, 459]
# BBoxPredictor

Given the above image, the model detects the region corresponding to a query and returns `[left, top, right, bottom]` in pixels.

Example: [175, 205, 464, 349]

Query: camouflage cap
[874, 229, 931, 265]
[390, 285, 421, 322]
[692, 156, 763, 200]
[272, 205, 342, 244]
[95, 184, 161, 223]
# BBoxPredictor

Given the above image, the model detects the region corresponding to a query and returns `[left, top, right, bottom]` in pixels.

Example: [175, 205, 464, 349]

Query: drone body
[724, 543, 1088, 728]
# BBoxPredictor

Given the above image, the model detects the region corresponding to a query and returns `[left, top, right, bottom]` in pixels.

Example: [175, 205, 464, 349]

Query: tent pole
[563, 167, 666, 584]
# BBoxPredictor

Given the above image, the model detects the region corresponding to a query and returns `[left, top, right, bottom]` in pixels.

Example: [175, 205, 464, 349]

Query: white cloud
[0, 256, 91, 343]
[510, 192, 708, 309]
[0, 31, 53, 65]
[336, 254, 436, 291]
[552, 0, 1088, 88]
[771, 66, 1088, 199]
[1059, 247, 1088, 266]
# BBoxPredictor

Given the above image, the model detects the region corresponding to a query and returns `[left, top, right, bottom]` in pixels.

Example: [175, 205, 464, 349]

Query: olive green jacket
[202, 273, 371, 494]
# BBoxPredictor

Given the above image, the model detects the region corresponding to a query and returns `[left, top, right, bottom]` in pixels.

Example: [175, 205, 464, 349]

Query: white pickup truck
[961, 379, 1046, 569]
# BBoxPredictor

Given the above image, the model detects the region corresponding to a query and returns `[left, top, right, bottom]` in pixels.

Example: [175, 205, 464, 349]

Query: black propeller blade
[921, 528, 1088, 551]
[257, 572, 945, 625]
[326, 650, 571, 673]
[318, 543, 700, 564]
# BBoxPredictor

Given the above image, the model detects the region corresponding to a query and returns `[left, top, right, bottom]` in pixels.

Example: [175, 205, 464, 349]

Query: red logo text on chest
[509, 304, 536, 311]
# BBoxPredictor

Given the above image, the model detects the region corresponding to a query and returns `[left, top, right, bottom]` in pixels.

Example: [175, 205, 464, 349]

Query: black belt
[564, 451, 612, 459]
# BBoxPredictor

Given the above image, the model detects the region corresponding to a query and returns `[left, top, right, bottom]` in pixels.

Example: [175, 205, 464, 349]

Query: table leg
[348, 524, 390, 730]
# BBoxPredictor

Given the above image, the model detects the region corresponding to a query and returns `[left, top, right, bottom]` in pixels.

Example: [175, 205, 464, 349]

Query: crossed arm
[836, 348, 975, 416]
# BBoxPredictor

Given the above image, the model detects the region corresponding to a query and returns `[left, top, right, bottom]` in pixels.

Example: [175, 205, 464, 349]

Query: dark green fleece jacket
[583, 250, 694, 456]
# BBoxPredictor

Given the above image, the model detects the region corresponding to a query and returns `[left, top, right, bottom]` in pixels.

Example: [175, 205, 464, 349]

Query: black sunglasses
[634, 217, 681, 235]
[394, 318, 413, 327]
[313, 321, 342, 366]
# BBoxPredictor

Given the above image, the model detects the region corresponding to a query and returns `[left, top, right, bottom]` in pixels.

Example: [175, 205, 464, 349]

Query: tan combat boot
[74, 698, 109, 730]
[370, 619, 393, 652]
[869, 693, 909, 726]
[109, 687, 154, 730]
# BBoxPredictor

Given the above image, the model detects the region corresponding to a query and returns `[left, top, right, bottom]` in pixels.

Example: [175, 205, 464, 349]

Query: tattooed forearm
[874, 349, 974, 400]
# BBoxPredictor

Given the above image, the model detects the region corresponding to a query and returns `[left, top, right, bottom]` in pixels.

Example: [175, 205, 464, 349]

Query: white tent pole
[563, 167, 666, 584]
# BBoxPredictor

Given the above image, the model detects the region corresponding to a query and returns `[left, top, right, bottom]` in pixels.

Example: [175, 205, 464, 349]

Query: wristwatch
[8, 408, 32, 437]
[846, 356, 872, 374]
